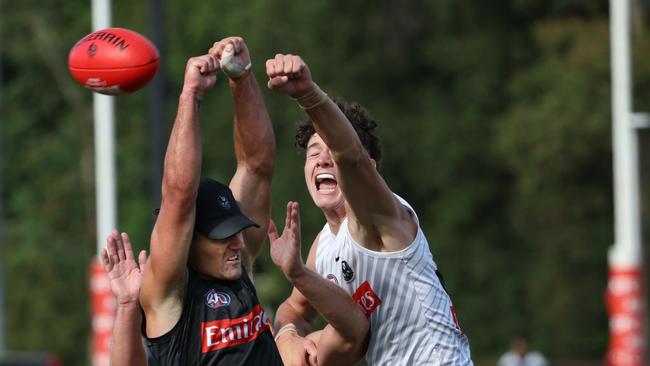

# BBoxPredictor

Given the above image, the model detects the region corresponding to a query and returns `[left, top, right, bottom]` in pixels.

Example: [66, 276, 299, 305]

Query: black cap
[194, 177, 259, 240]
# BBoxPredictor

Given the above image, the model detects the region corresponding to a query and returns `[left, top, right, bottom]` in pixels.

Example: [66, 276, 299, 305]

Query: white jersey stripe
[315, 194, 473, 365]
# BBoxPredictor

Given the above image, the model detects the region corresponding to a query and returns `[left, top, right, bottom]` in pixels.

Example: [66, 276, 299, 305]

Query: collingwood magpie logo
[217, 195, 231, 209]
[341, 260, 355, 283]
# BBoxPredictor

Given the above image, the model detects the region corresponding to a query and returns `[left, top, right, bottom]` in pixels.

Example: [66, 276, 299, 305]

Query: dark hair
[294, 97, 383, 167]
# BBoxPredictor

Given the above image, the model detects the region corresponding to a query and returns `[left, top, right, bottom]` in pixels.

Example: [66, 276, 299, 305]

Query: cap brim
[197, 214, 260, 240]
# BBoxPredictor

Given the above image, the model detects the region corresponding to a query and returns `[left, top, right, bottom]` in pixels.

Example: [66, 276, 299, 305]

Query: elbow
[161, 178, 198, 209]
[243, 150, 276, 179]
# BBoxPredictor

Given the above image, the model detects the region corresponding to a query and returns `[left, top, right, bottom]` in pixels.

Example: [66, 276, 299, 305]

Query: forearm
[288, 267, 368, 343]
[302, 84, 364, 161]
[110, 303, 147, 366]
[148, 92, 202, 286]
[274, 298, 316, 336]
[230, 73, 275, 173]
[162, 92, 202, 197]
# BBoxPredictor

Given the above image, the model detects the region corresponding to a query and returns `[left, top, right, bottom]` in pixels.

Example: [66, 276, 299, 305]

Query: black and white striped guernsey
[315, 195, 473, 365]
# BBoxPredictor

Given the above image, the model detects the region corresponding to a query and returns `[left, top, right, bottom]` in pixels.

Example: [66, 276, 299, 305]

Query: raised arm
[267, 54, 416, 252]
[140, 54, 220, 337]
[102, 230, 148, 366]
[269, 202, 369, 366]
[209, 37, 275, 265]
[272, 233, 322, 366]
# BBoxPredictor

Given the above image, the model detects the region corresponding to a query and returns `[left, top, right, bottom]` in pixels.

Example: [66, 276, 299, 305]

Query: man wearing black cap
[138, 37, 282, 365]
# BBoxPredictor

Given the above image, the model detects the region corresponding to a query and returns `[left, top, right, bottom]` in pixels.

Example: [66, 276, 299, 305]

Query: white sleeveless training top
[315, 195, 473, 365]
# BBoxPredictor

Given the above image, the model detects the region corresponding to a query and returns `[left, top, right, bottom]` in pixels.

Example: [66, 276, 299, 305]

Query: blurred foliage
[1, 0, 650, 364]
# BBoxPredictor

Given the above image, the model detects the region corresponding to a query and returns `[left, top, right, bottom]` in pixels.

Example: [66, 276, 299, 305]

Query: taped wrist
[274, 323, 298, 343]
[293, 86, 329, 110]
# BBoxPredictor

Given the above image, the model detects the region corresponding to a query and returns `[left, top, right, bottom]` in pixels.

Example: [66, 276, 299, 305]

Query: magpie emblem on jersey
[205, 289, 231, 309]
[326, 274, 339, 285]
[217, 195, 231, 209]
[341, 260, 355, 283]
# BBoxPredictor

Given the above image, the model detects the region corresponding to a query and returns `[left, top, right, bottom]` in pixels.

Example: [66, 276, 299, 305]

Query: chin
[224, 268, 242, 280]
[314, 195, 343, 211]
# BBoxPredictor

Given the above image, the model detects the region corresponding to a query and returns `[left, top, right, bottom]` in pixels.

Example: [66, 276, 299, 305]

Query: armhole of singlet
[142, 270, 192, 345]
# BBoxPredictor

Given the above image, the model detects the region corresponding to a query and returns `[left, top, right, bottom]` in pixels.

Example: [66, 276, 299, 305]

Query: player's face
[190, 232, 245, 280]
[304, 133, 345, 213]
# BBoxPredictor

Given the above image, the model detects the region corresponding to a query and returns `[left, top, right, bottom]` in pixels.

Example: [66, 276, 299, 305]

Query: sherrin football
[68, 28, 160, 95]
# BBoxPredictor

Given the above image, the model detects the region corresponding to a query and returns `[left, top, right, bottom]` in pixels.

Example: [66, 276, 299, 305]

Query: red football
[68, 27, 160, 95]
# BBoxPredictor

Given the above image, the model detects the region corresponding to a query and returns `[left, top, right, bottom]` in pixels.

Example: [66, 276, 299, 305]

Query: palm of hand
[108, 260, 143, 305]
[270, 230, 301, 277]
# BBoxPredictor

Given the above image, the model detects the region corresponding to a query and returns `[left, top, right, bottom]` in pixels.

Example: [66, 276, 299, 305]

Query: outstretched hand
[101, 230, 147, 305]
[266, 54, 315, 98]
[268, 201, 305, 280]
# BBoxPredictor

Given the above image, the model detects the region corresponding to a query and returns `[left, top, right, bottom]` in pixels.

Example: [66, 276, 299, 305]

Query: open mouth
[226, 255, 240, 263]
[315, 173, 337, 193]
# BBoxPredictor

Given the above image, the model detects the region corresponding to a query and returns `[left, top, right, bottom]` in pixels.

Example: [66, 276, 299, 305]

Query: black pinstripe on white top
[315, 195, 473, 365]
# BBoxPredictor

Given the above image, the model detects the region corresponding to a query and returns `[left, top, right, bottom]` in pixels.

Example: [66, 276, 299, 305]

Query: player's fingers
[283, 54, 294, 75]
[265, 59, 276, 78]
[293, 202, 301, 236]
[230, 37, 244, 54]
[267, 219, 279, 242]
[291, 55, 304, 74]
[305, 340, 318, 366]
[209, 55, 220, 73]
[114, 230, 126, 261]
[209, 41, 224, 58]
[267, 76, 289, 90]
[284, 201, 293, 231]
[101, 248, 111, 271]
[223, 43, 235, 56]
[109, 242, 120, 266]
[273, 54, 285, 75]
[138, 250, 148, 269]
[122, 232, 134, 260]
[190, 57, 209, 74]
[106, 232, 119, 260]
[105, 234, 115, 257]
[187, 57, 202, 71]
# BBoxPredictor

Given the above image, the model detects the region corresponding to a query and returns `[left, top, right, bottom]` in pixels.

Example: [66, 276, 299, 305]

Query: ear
[370, 158, 377, 170]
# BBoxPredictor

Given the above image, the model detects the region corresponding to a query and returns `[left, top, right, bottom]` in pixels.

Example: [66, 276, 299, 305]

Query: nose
[317, 148, 333, 167]
[228, 235, 246, 250]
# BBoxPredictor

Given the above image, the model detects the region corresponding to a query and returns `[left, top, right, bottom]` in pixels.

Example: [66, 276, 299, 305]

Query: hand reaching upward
[266, 54, 316, 98]
[101, 230, 147, 305]
[268, 201, 305, 280]
[181, 54, 220, 100]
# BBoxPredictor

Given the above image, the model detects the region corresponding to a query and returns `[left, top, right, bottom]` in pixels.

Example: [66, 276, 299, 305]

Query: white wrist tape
[220, 49, 251, 79]
[274, 323, 298, 342]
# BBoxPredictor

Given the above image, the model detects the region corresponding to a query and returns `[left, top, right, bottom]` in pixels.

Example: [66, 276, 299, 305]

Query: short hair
[294, 97, 383, 167]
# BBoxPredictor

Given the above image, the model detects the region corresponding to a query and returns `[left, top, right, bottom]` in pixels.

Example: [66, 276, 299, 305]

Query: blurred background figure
[497, 335, 548, 366]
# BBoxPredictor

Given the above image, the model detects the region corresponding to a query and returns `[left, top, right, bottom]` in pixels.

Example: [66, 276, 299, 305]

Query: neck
[322, 204, 347, 235]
